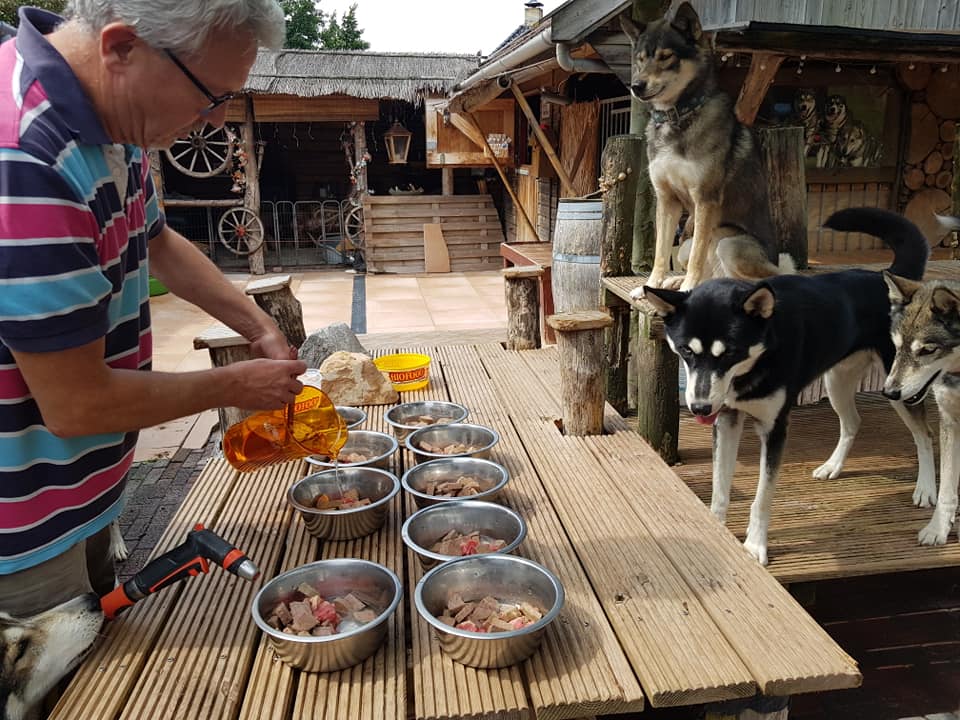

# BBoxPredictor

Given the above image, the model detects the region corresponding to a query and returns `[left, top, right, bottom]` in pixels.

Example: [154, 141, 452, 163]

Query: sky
[320, 0, 569, 55]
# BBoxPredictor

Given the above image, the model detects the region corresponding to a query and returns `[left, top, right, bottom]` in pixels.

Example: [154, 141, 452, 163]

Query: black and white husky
[643, 208, 935, 565]
[0, 595, 103, 720]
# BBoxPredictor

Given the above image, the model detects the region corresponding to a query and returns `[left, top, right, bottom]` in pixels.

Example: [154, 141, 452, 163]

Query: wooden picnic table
[51, 342, 860, 720]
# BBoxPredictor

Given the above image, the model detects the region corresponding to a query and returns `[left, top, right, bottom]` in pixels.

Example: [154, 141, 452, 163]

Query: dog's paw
[629, 285, 647, 301]
[918, 515, 952, 546]
[812, 458, 843, 480]
[666, 276, 688, 291]
[709, 502, 728, 523]
[742, 535, 769, 566]
[109, 521, 129, 561]
[645, 273, 666, 289]
[912, 480, 937, 509]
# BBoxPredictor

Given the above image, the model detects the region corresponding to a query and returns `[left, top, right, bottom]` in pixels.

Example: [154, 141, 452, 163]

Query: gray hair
[65, 0, 286, 55]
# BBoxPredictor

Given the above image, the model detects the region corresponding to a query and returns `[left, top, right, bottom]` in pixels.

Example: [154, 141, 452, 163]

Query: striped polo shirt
[0, 8, 164, 574]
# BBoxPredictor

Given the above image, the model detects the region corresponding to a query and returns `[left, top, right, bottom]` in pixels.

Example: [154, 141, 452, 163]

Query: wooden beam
[447, 111, 487, 150]
[242, 96, 265, 275]
[509, 84, 577, 197]
[468, 112, 541, 243]
[447, 80, 508, 115]
[734, 53, 785, 126]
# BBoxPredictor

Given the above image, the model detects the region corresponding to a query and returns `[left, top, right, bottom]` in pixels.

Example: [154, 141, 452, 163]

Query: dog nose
[690, 403, 714, 416]
[882, 387, 901, 401]
[630, 82, 646, 98]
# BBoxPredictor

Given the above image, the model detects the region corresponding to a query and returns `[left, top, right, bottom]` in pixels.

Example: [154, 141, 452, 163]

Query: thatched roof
[244, 49, 481, 104]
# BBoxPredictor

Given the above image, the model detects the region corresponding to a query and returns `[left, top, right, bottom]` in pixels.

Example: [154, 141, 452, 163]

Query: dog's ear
[742, 284, 775, 319]
[669, 2, 703, 44]
[883, 271, 921, 306]
[619, 13, 645, 44]
[931, 285, 960, 318]
[641, 286, 686, 317]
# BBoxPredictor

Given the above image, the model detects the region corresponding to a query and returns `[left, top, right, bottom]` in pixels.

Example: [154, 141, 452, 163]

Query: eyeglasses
[164, 49, 237, 115]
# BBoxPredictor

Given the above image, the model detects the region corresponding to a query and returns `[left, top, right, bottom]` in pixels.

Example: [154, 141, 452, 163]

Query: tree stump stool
[503, 265, 543, 350]
[193, 326, 252, 432]
[245, 274, 306, 349]
[546, 311, 613, 436]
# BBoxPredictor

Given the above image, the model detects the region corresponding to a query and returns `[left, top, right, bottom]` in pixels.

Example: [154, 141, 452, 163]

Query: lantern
[384, 121, 412, 164]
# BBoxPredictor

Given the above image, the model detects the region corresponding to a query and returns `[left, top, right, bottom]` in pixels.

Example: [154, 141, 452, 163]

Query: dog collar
[650, 94, 707, 129]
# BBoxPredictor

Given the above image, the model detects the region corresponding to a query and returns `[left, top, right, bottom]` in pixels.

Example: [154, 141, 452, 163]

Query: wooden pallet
[363, 195, 504, 274]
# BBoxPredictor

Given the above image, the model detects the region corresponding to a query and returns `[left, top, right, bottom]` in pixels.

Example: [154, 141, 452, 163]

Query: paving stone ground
[116, 433, 220, 583]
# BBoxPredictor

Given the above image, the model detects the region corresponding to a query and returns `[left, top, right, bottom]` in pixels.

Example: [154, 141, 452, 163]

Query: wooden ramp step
[433, 344, 646, 719]
[479, 345, 861, 701]
[50, 458, 243, 719]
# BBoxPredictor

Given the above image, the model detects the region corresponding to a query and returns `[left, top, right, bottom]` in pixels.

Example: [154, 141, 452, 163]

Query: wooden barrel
[552, 199, 603, 312]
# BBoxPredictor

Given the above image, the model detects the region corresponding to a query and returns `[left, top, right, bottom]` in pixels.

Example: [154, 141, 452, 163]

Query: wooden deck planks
[674, 395, 960, 583]
[50, 458, 244, 720]
[585, 432, 862, 697]
[476, 344, 756, 707]
[393, 351, 530, 720]
[436, 344, 646, 718]
[481, 345, 861, 700]
[117, 460, 302, 720]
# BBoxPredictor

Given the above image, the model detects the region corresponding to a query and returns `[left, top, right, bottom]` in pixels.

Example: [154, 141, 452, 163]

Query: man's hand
[227, 358, 307, 410]
[249, 327, 298, 361]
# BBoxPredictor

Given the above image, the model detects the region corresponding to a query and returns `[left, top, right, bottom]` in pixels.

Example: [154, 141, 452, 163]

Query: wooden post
[509, 83, 577, 197]
[193, 326, 253, 431]
[467, 111, 541, 242]
[636, 305, 679, 464]
[735, 53, 785, 126]
[705, 694, 790, 720]
[503, 266, 542, 350]
[442, 167, 454, 196]
[600, 136, 644, 413]
[244, 274, 306, 349]
[547, 311, 613, 436]
[353, 121, 368, 196]
[757, 126, 808, 269]
[242, 96, 265, 275]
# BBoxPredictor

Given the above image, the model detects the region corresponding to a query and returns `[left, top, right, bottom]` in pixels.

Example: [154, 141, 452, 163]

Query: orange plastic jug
[222, 370, 347, 472]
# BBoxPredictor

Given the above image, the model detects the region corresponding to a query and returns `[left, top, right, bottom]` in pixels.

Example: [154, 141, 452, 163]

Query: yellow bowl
[374, 353, 431, 392]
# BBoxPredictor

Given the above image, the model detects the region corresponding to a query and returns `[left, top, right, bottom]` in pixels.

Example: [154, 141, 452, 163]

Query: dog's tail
[822, 207, 929, 280]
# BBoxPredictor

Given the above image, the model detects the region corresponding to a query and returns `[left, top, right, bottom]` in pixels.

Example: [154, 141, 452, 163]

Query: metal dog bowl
[305, 430, 398, 470]
[402, 500, 526, 570]
[401, 457, 509, 509]
[288, 466, 400, 540]
[405, 423, 499, 465]
[385, 401, 469, 442]
[252, 558, 402, 672]
[414, 555, 564, 668]
[336, 406, 367, 430]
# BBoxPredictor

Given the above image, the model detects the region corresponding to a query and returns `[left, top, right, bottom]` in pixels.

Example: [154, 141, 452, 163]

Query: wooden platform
[674, 393, 960, 585]
[53, 343, 863, 720]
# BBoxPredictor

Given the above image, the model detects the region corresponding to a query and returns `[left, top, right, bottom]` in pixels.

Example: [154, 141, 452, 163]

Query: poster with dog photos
[766, 85, 889, 169]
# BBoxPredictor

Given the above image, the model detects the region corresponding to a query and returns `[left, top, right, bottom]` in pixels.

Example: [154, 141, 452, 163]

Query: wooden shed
[438, 0, 960, 271]
[155, 49, 480, 273]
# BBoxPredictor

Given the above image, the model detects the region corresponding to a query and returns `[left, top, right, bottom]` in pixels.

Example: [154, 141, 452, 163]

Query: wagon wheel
[218, 207, 265, 255]
[343, 205, 365, 250]
[164, 125, 233, 178]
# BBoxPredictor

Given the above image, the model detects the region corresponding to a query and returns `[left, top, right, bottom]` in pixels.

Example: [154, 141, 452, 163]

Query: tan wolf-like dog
[883, 259, 960, 546]
[620, 2, 793, 293]
[0, 595, 103, 720]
